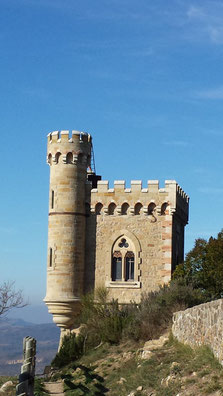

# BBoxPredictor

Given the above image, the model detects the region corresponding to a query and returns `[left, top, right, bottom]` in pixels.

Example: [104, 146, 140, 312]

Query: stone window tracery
[111, 236, 135, 282]
[118, 238, 129, 248]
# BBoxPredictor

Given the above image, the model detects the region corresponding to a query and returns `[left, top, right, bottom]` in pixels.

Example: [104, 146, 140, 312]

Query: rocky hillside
[47, 333, 223, 395]
[1, 332, 223, 395]
[0, 318, 60, 375]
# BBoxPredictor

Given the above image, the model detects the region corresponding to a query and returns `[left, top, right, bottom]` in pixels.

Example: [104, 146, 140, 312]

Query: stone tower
[44, 130, 92, 333]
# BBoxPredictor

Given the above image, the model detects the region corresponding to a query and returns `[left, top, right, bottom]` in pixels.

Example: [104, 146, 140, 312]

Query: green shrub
[80, 288, 131, 348]
[51, 333, 84, 368]
[124, 279, 205, 341]
[51, 281, 204, 368]
[34, 378, 48, 395]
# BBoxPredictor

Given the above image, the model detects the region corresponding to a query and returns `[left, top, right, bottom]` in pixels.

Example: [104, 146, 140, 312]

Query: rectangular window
[51, 190, 54, 209]
[49, 248, 53, 267]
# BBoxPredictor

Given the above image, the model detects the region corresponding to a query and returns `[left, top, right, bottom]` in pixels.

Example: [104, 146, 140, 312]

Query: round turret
[44, 130, 92, 331]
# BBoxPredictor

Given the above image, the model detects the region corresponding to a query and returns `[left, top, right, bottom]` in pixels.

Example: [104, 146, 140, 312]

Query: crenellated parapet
[90, 179, 189, 224]
[47, 130, 92, 167]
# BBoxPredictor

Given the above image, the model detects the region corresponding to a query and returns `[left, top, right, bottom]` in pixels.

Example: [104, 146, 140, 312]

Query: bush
[124, 279, 205, 341]
[51, 282, 204, 368]
[80, 282, 203, 345]
[34, 378, 48, 396]
[80, 287, 130, 349]
[51, 333, 84, 368]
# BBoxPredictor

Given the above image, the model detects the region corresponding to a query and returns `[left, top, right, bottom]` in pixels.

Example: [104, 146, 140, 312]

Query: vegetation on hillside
[52, 280, 204, 368]
[50, 335, 223, 395]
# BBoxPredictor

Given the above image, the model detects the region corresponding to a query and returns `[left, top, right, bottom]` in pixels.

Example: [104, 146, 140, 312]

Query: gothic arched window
[111, 236, 135, 282]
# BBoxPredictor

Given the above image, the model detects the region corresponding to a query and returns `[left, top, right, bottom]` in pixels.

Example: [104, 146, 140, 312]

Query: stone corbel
[129, 206, 135, 216]
[156, 206, 161, 215]
[170, 207, 176, 215]
[73, 154, 78, 165]
[116, 206, 122, 215]
[143, 206, 148, 215]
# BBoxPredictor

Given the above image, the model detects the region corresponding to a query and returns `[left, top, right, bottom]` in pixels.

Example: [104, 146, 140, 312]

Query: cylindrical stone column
[44, 130, 92, 331]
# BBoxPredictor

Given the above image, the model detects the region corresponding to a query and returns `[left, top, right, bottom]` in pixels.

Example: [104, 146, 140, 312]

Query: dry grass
[49, 333, 223, 395]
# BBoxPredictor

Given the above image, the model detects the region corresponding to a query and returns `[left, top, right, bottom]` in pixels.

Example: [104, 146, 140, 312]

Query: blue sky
[1, 0, 223, 323]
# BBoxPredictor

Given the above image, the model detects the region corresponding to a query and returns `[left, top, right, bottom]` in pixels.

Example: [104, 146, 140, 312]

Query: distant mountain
[0, 318, 60, 375]
[0, 318, 35, 327]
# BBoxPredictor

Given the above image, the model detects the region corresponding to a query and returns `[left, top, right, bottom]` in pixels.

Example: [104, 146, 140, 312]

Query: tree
[173, 230, 223, 300]
[0, 281, 27, 316]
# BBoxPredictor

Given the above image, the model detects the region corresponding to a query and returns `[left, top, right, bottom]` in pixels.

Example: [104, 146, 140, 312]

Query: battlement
[47, 130, 92, 143]
[92, 179, 189, 201]
[91, 179, 189, 222]
[47, 130, 92, 166]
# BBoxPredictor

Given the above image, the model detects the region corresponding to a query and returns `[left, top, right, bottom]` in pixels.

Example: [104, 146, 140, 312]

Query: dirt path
[44, 381, 65, 395]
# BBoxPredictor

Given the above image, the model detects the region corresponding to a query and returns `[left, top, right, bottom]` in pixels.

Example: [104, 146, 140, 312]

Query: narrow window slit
[49, 248, 53, 267]
[51, 190, 54, 209]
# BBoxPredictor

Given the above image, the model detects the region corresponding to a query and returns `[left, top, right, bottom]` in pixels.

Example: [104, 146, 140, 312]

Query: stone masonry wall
[172, 299, 223, 364]
[87, 180, 188, 304]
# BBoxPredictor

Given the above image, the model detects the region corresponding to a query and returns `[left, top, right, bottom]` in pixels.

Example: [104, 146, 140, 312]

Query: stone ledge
[105, 281, 141, 289]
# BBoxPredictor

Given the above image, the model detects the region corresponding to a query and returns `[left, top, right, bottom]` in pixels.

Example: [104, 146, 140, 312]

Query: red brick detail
[162, 246, 171, 251]
[162, 233, 171, 240]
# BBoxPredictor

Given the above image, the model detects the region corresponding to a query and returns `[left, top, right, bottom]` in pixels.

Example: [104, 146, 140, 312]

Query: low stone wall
[172, 299, 223, 364]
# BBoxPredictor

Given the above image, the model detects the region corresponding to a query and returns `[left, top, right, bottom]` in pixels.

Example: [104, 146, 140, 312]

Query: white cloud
[187, 6, 205, 19]
[186, 2, 223, 44]
[208, 26, 223, 44]
[195, 86, 223, 100]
